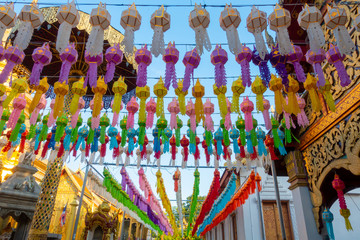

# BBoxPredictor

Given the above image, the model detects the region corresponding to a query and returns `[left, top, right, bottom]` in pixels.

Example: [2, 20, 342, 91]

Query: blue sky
[13, 0, 278, 205]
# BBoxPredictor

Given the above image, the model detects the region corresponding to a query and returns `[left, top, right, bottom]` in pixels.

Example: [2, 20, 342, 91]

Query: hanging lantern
[189, 4, 211, 55]
[86, 2, 110, 56]
[14, 1, 44, 51]
[211, 45, 228, 88]
[297, 4, 325, 52]
[121, 3, 141, 56]
[246, 6, 268, 60]
[203, 99, 214, 132]
[270, 44, 289, 88]
[182, 48, 201, 92]
[168, 98, 180, 130]
[126, 96, 139, 130]
[112, 76, 127, 126]
[213, 84, 227, 118]
[56, 0, 80, 54]
[135, 45, 152, 87]
[269, 74, 284, 115]
[136, 86, 150, 124]
[29, 77, 49, 113]
[181, 135, 190, 168]
[104, 44, 123, 84]
[326, 43, 351, 87]
[175, 79, 187, 115]
[322, 209, 335, 240]
[29, 43, 52, 86]
[231, 76, 245, 113]
[163, 42, 179, 90]
[186, 99, 196, 133]
[224, 98, 232, 130]
[0, 3, 16, 42]
[154, 77, 167, 117]
[251, 76, 267, 112]
[71, 98, 85, 128]
[84, 50, 103, 88]
[59, 43, 78, 84]
[7, 95, 26, 130]
[53, 81, 69, 119]
[220, 4, 242, 55]
[252, 47, 271, 86]
[240, 97, 254, 132]
[92, 76, 107, 125]
[287, 43, 306, 83]
[3, 77, 28, 108]
[30, 95, 46, 126]
[284, 75, 300, 116]
[319, 78, 335, 112]
[306, 48, 326, 87]
[69, 77, 87, 115]
[296, 95, 309, 128]
[192, 79, 205, 124]
[262, 98, 271, 130]
[146, 98, 156, 129]
[324, 4, 355, 56]
[235, 45, 252, 87]
[0, 46, 25, 84]
[268, 4, 292, 55]
[150, 5, 170, 57]
[304, 73, 322, 112]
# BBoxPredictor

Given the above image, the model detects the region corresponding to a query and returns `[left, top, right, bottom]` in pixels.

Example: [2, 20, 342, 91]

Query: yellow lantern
[192, 79, 205, 123]
[3, 77, 28, 108]
[0, 84, 6, 97]
[319, 78, 335, 112]
[251, 76, 267, 112]
[69, 77, 87, 115]
[269, 74, 284, 114]
[53, 81, 69, 119]
[112, 76, 127, 115]
[174, 79, 187, 115]
[231, 76, 245, 113]
[92, 76, 107, 118]
[29, 77, 49, 113]
[304, 73, 322, 113]
[154, 77, 167, 117]
[136, 86, 150, 122]
[213, 84, 227, 118]
[284, 75, 300, 115]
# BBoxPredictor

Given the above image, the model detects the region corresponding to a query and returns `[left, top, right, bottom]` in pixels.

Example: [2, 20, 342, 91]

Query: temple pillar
[28, 154, 65, 240]
[285, 150, 322, 240]
[65, 197, 78, 240]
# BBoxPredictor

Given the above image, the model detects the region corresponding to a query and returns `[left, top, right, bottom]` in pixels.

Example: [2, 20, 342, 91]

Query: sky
[12, 0, 279, 206]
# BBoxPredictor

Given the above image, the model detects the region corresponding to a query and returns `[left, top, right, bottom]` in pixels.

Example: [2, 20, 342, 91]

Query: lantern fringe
[151, 26, 165, 57]
[123, 26, 135, 56]
[86, 62, 99, 88]
[195, 27, 211, 56]
[14, 21, 33, 51]
[86, 25, 104, 56]
[240, 60, 251, 87]
[314, 63, 326, 87]
[293, 61, 306, 83]
[56, 21, 72, 54]
[178, 94, 186, 115]
[253, 29, 268, 60]
[137, 62, 148, 87]
[307, 23, 325, 52]
[165, 62, 177, 90]
[226, 25, 242, 55]
[0, 60, 16, 84]
[59, 60, 72, 84]
[333, 26, 355, 56]
[334, 61, 351, 87]
[29, 62, 45, 86]
[183, 64, 194, 92]
[276, 27, 292, 55]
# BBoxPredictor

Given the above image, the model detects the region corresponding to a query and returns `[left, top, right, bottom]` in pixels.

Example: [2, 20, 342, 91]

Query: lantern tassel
[225, 25, 242, 55]
[307, 23, 326, 52]
[151, 26, 165, 57]
[334, 61, 351, 87]
[253, 29, 268, 60]
[333, 26, 355, 56]
[276, 27, 292, 55]
[14, 21, 33, 51]
[56, 21, 72, 54]
[86, 25, 104, 56]
[123, 26, 135, 56]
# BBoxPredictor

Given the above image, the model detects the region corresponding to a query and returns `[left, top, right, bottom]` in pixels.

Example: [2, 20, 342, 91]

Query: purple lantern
[306, 48, 326, 87]
[29, 42, 52, 86]
[270, 44, 289, 88]
[0, 45, 5, 61]
[0, 45, 24, 84]
[252, 47, 270, 87]
[135, 45, 152, 87]
[211, 44, 228, 88]
[59, 43, 78, 84]
[236, 45, 252, 87]
[182, 47, 200, 92]
[287, 44, 306, 83]
[326, 43, 351, 87]
[85, 50, 103, 88]
[163, 42, 179, 90]
[104, 44, 123, 84]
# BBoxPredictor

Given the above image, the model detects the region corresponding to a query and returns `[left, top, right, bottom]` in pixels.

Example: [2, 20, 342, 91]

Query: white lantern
[14, 0, 44, 51]
[86, 2, 111, 56]
[297, 4, 325, 52]
[0, 3, 16, 43]
[56, 0, 80, 54]
[246, 6, 268, 60]
[189, 3, 211, 55]
[220, 4, 242, 55]
[324, 4, 355, 56]
[121, 3, 142, 56]
[268, 4, 292, 55]
[150, 5, 170, 57]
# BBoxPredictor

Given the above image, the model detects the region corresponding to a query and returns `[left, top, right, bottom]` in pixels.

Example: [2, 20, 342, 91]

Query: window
[231, 213, 238, 240]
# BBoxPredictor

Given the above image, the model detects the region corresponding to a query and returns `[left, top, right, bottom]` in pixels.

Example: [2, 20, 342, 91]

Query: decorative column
[28, 154, 65, 240]
[65, 197, 78, 240]
[285, 150, 322, 240]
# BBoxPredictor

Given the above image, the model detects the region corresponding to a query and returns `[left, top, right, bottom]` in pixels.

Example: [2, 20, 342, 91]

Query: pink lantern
[240, 96, 254, 132]
[7, 95, 26, 130]
[262, 98, 271, 130]
[287, 44, 306, 83]
[146, 98, 156, 129]
[0, 45, 25, 83]
[211, 45, 228, 88]
[235, 45, 252, 87]
[163, 42, 179, 90]
[104, 44, 123, 84]
[90, 99, 103, 129]
[182, 48, 200, 92]
[71, 97, 85, 128]
[135, 45, 152, 87]
[30, 95, 46, 125]
[59, 43, 78, 84]
[306, 48, 326, 87]
[47, 99, 56, 128]
[186, 99, 196, 132]
[168, 98, 180, 130]
[326, 43, 351, 87]
[224, 98, 232, 130]
[296, 95, 309, 127]
[29, 42, 52, 86]
[111, 100, 123, 127]
[203, 98, 214, 132]
[85, 51, 103, 88]
[126, 96, 139, 129]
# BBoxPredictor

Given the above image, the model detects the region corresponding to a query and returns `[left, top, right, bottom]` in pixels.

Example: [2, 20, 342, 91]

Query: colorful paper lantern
[163, 42, 179, 90]
[182, 48, 200, 92]
[53, 81, 69, 119]
[85, 50, 103, 88]
[284, 75, 300, 116]
[69, 77, 87, 115]
[112, 76, 127, 125]
[319, 78, 335, 112]
[0, 45, 25, 84]
[287, 43, 306, 83]
[121, 3, 141, 56]
[56, 0, 80, 53]
[59, 43, 78, 84]
[326, 43, 351, 87]
[92, 76, 107, 126]
[186, 99, 196, 133]
[304, 73, 322, 112]
[192, 79, 205, 123]
[246, 6, 268, 60]
[189, 4, 211, 55]
[175, 79, 187, 115]
[7, 95, 26, 130]
[126, 96, 139, 130]
[235, 45, 252, 87]
[213, 84, 227, 118]
[136, 86, 150, 123]
[211, 45, 228, 88]
[269, 74, 284, 115]
[251, 76, 267, 112]
[29, 77, 49, 113]
[231, 76, 245, 113]
[240, 97, 254, 132]
[150, 5, 170, 57]
[3, 77, 28, 108]
[154, 77, 167, 117]
[322, 209, 335, 240]
[270, 44, 288, 88]
[30, 95, 46, 126]
[306, 48, 326, 87]
[168, 98, 180, 130]
[104, 44, 123, 84]
[220, 4, 242, 55]
[135, 45, 152, 87]
[29, 42, 52, 86]
[146, 98, 156, 129]
[203, 98, 214, 132]
[296, 95, 309, 128]
[252, 47, 271, 86]
[262, 98, 271, 130]
[0, 3, 16, 41]
[71, 98, 85, 128]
